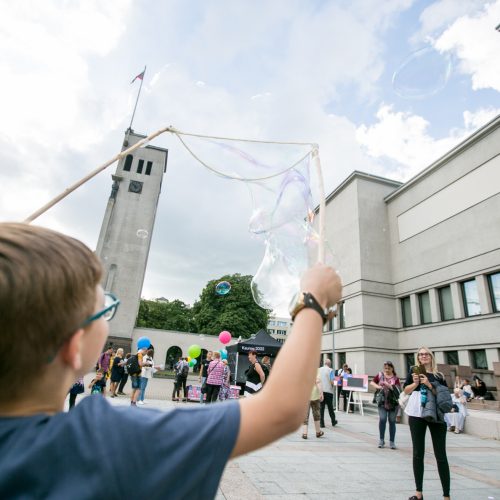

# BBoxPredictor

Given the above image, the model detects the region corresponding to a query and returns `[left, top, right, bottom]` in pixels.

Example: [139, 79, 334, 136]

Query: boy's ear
[60, 328, 85, 371]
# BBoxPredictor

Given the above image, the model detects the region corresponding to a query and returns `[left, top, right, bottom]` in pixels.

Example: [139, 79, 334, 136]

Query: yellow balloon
[187, 356, 191, 362]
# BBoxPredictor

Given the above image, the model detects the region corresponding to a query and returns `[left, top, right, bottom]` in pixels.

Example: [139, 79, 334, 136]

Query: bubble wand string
[23, 125, 326, 263]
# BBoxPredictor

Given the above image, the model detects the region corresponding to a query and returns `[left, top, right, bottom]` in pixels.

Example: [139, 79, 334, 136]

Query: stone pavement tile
[253, 482, 286, 495]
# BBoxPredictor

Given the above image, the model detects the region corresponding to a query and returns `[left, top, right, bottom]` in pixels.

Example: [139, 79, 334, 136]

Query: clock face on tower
[128, 180, 143, 194]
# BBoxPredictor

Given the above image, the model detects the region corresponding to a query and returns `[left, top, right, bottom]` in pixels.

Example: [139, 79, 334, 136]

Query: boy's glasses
[81, 292, 120, 326]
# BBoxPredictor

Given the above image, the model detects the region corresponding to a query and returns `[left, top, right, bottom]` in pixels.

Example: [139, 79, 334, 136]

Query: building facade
[320, 116, 500, 387]
[267, 316, 293, 343]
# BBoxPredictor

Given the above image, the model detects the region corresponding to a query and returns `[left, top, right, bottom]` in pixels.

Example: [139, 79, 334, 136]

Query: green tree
[136, 298, 195, 332]
[192, 274, 270, 339]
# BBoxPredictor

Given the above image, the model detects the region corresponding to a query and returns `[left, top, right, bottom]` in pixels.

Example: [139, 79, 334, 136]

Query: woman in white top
[138, 348, 154, 405]
[444, 388, 467, 434]
[403, 347, 450, 500]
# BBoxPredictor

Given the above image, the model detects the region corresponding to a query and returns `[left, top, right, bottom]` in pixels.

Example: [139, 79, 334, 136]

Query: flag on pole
[131, 68, 145, 84]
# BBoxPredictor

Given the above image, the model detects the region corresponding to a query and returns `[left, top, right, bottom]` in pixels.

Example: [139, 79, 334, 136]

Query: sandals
[408, 496, 423, 500]
[316, 431, 324, 438]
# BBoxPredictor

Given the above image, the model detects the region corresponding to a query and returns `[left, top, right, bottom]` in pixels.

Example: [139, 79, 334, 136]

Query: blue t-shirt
[0, 396, 240, 499]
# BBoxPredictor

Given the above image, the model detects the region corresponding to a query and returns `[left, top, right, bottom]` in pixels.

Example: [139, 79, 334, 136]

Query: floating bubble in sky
[392, 46, 452, 99]
[136, 229, 149, 239]
[215, 281, 231, 295]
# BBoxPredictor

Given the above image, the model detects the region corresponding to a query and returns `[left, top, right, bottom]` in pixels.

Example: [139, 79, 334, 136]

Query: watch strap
[297, 292, 328, 325]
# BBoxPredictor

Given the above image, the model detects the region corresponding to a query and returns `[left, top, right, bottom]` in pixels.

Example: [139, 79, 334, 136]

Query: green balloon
[188, 344, 201, 358]
[189, 360, 195, 367]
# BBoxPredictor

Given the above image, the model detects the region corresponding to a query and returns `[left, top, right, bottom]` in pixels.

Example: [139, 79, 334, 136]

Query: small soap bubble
[215, 281, 231, 295]
[392, 46, 452, 99]
[136, 229, 149, 239]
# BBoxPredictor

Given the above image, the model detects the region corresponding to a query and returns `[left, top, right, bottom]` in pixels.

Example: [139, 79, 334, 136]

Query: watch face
[288, 290, 303, 317]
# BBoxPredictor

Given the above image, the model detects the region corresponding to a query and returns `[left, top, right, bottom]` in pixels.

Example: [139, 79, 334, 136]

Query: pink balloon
[219, 330, 232, 345]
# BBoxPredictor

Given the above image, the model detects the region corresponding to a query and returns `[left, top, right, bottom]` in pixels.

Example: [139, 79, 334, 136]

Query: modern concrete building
[96, 130, 168, 349]
[321, 115, 500, 388]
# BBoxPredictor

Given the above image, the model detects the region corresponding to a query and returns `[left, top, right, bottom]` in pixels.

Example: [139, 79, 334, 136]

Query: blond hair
[0, 223, 102, 401]
[415, 346, 438, 375]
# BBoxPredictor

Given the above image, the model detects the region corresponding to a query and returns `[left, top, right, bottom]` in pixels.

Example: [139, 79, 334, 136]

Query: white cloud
[434, 0, 500, 92]
[356, 105, 500, 181]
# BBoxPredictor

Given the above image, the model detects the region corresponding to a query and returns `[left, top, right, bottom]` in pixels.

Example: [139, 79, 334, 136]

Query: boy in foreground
[0, 223, 342, 499]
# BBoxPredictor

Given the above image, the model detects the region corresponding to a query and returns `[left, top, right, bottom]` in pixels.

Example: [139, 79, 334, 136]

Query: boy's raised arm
[231, 264, 342, 458]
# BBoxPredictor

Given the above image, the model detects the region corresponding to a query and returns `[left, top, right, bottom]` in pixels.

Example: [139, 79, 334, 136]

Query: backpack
[181, 362, 189, 378]
[126, 354, 141, 376]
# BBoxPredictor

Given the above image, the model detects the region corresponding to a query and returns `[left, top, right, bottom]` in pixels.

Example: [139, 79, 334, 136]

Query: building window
[277, 321, 288, 326]
[438, 286, 454, 321]
[277, 329, 286, 335]
[268, 320, 275, 326]
[337, 352, 346, 369]
[462, 279, 481, 317]
[338, 302, 345, 329]
[268, 329, 275, 334]
[145, 161, 153, 175]
[488, 272, 500, 312]
[470, 349, 488, 369]
[405, 353, 415, 374]
[401, 296, 412, 327]
[418, 291, 432, 324]
[137, 159, 144, 174]
[123, 154, 133, 172]
[445, 350, 459, 365]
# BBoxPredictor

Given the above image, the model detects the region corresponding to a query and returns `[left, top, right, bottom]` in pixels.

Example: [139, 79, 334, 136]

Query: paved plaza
[75, 376, 500, 500]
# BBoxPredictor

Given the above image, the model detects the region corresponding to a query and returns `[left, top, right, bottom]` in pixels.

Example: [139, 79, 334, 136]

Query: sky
[1, 0, 500, 307]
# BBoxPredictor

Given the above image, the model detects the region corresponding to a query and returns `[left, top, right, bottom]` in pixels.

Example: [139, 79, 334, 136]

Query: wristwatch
[289, 291, 329, 325]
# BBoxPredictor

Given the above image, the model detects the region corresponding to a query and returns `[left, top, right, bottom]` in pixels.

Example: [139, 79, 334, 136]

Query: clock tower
[96, 129, 168, 347]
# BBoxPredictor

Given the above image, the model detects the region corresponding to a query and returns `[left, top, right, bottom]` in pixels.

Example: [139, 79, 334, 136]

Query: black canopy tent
[226, 329, 282, 385]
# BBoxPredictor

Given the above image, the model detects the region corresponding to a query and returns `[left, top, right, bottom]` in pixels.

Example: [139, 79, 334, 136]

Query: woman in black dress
[109, 348, 125, 397]
[244, 351, 265, 397]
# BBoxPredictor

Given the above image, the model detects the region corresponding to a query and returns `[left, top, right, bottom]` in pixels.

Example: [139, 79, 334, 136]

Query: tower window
[123, 154, 133, 172]
[146, 161, 153, 175]
[137, 159, 144, 174]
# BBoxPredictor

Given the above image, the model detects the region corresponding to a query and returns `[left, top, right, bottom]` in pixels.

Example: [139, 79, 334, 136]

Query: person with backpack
[128, 346, 147, 406]
[370, 361, 401, 449]
[403, 347, 451, 500]
[172, 357, 189, 402]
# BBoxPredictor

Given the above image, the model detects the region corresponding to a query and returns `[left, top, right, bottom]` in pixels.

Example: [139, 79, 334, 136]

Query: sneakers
[332, 420, 338, 427]
[138, 401, 145, 405]
[454, 429, 460, 434]
[449, 426, 455, 432]
[320, 423, 326, 428]
[117, 391, 126, 395]
[378, 440, 385, 448]
[390, 442, 396, 449]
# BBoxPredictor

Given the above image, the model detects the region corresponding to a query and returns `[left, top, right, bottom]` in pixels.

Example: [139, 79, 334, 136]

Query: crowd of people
[2, 222, 492, 500]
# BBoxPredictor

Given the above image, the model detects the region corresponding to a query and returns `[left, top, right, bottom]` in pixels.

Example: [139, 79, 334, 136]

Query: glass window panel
[401, 296, 412, 327]
[418, 292, 432, 324]
[462, 280, 481, 316]
[471, 349, 488, 369]
[405, 353, 415, 374]
[145, 161, 153, 175]
[489, 272, 500, 312]
[439, 286, 454, 321]
[137, 159, 144, 174]
[123, 154, 133, 172]
[445, 350, 459, 365]
[338, 302, 345, 329]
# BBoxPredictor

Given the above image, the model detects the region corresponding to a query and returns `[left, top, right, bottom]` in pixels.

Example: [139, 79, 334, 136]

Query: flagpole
[128, 66, 146, 132]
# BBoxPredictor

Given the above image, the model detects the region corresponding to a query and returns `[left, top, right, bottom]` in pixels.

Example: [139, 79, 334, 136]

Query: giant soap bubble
[392, 46, 452, 99]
